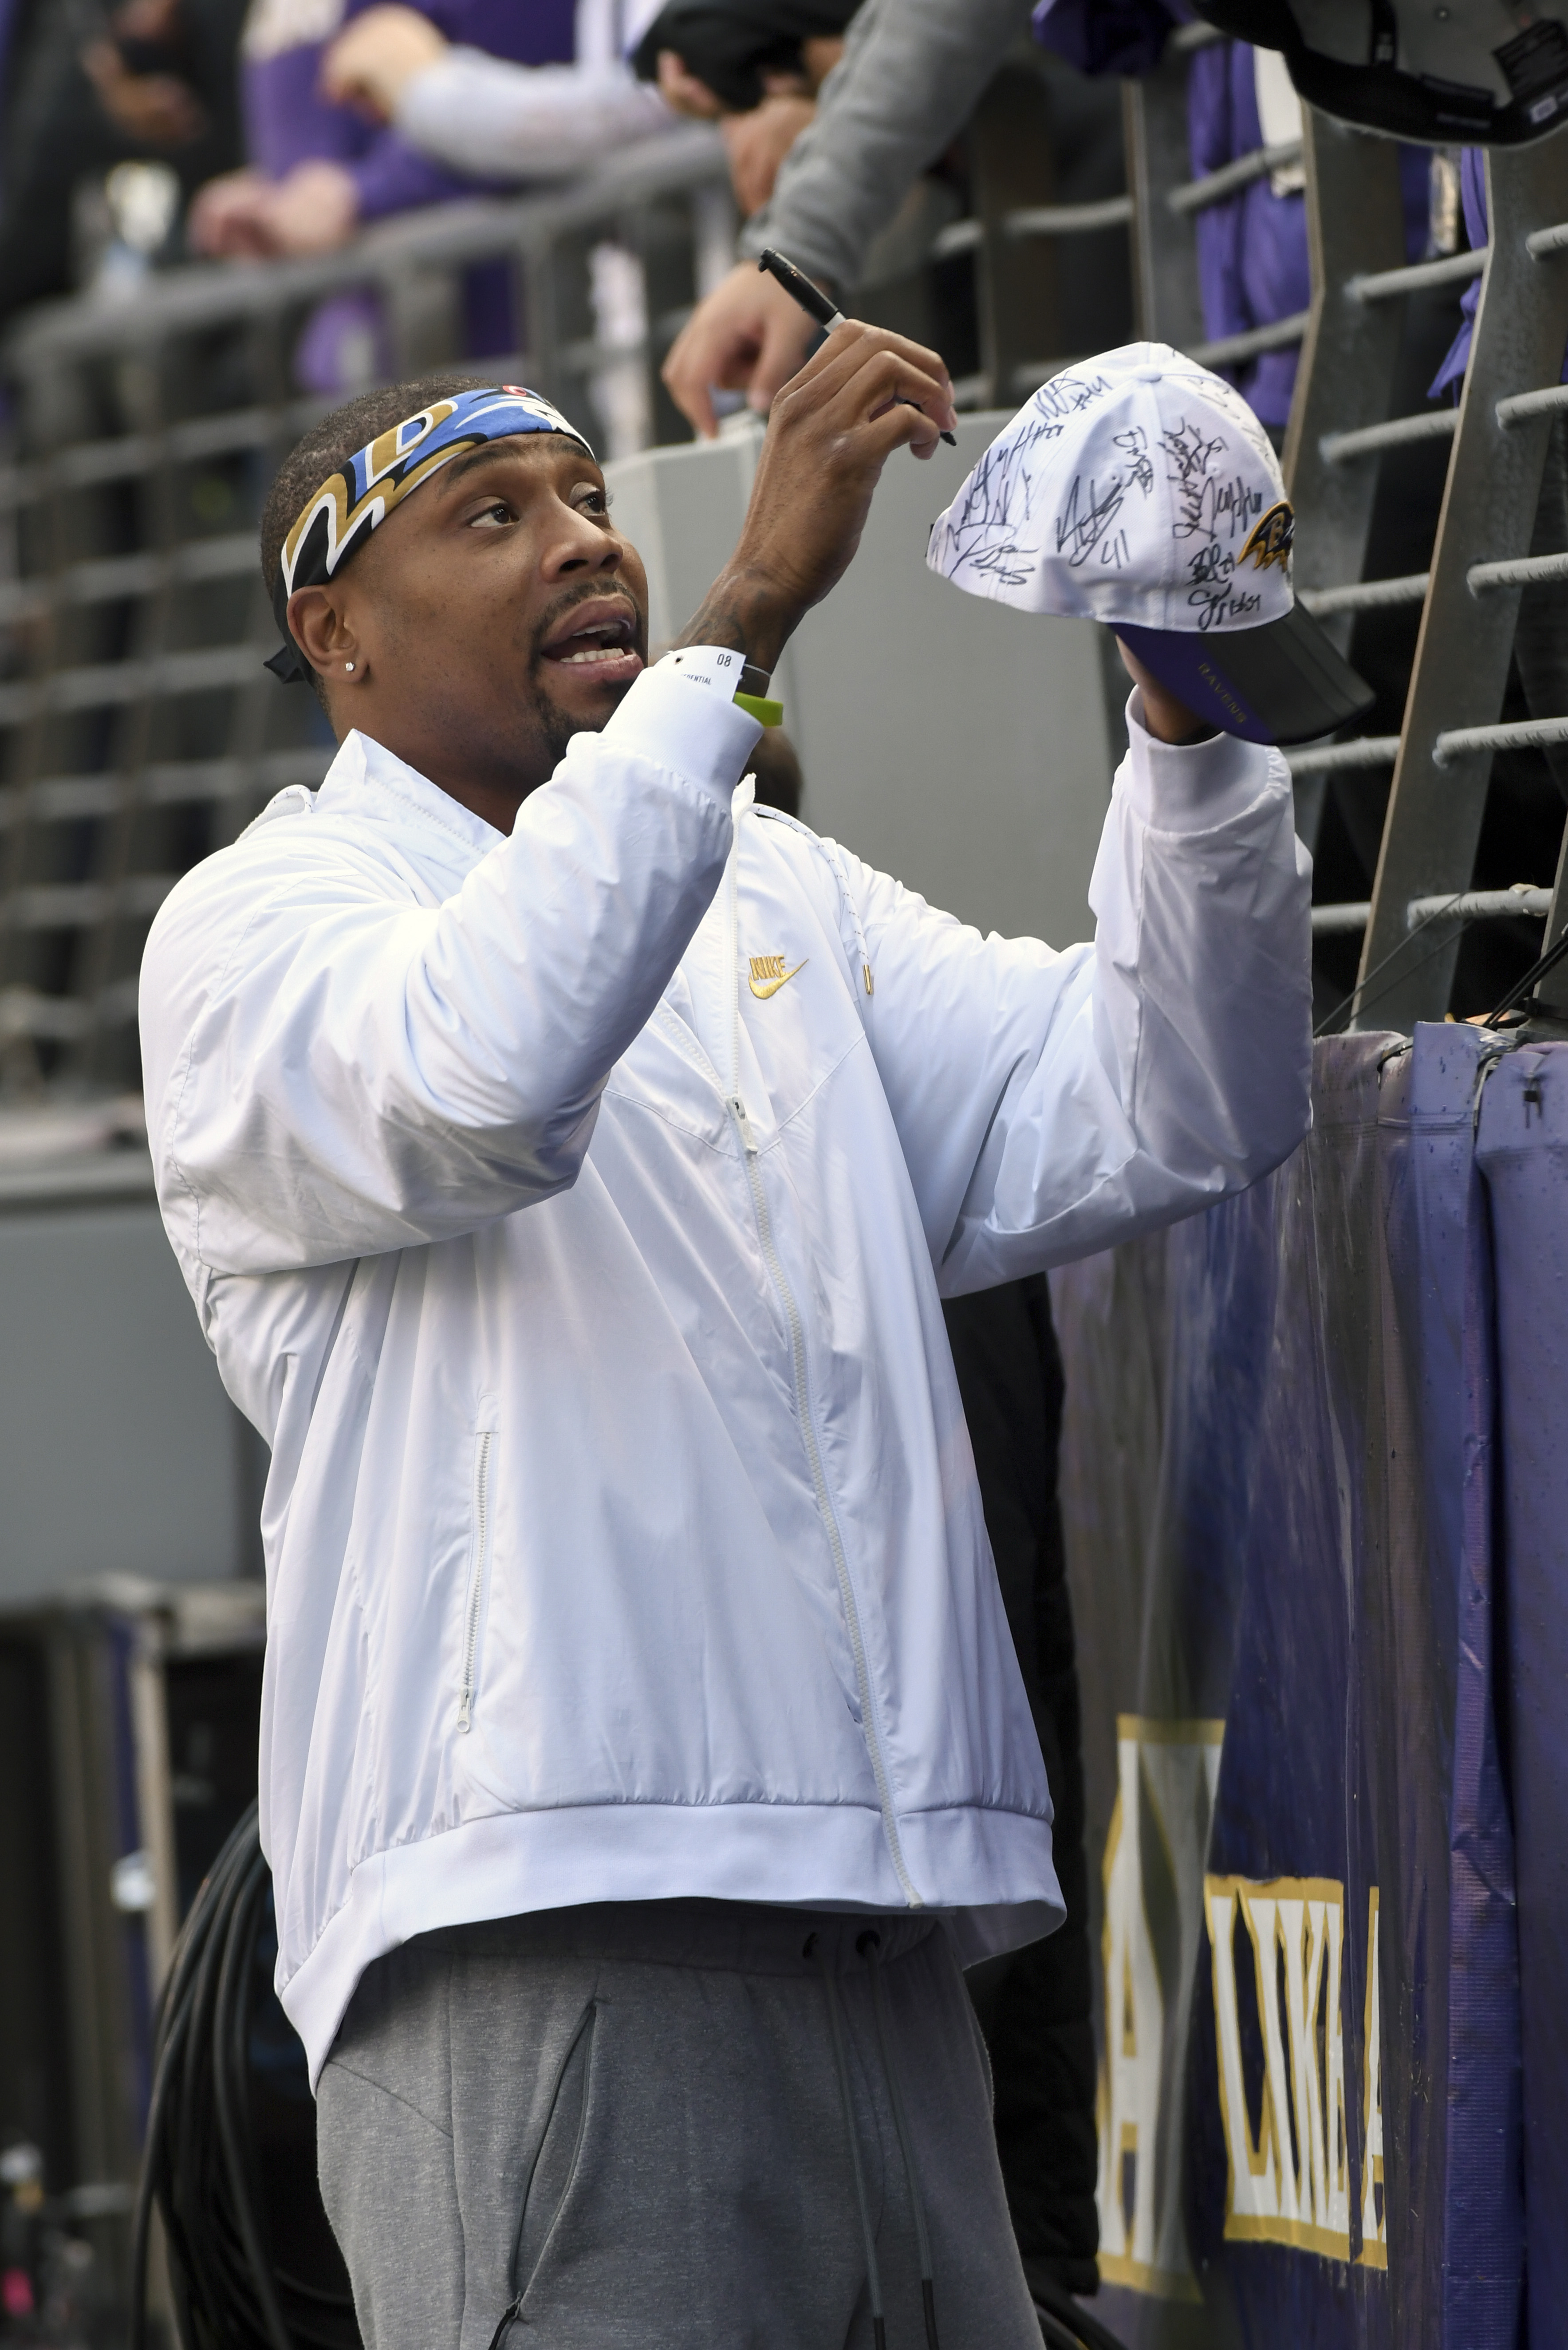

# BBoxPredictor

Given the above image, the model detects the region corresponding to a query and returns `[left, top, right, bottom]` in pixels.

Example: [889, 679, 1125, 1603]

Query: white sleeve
[140, 658, 761, 1278]
[812, 700, 1313, 1291]
[393, 49, 675, 180]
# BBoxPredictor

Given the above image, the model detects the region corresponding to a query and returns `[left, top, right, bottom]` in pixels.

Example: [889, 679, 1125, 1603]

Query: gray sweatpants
[316, 1899, 1044, 2350]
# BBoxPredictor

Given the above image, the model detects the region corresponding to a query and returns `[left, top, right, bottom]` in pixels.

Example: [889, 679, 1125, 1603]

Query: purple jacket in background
[1187, 35, 1308, 426]
[246, 0, 578, 219]
[1428, 148, 1567, 398]
[1031, 0, 1186, 78]
[1034, 1, 1428, 428]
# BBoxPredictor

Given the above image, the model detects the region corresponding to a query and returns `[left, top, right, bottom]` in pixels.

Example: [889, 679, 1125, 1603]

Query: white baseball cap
[926, 341, 1373, 747]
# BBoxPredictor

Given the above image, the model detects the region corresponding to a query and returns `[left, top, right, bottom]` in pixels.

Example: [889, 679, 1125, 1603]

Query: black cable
[1313, 888, 1472, 1038]
[1315, 888, 1567, 1041]
[1029, 2271, 1133, 2350]
[213, 1849, 294, 2350]
[130, 1802, 361, 2350]
[1482, 922, 1568, 1024]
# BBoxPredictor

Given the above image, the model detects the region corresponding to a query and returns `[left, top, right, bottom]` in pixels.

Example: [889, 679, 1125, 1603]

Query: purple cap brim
[1117, 601, 1374, 747]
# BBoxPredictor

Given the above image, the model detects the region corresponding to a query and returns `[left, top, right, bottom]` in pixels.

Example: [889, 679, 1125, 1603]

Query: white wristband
[658, 646, 750, 703]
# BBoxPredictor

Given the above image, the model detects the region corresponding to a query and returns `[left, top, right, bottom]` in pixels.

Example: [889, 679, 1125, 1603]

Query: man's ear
[287, 583, 360, 681]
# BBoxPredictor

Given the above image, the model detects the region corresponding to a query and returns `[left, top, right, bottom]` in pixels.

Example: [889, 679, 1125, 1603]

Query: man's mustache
[532, 585, 646, 663]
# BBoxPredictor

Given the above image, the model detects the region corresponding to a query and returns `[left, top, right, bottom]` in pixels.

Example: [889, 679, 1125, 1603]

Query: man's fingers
[779, 331, 954, 443]
[856, 389, 947, 464]
[784, 321, 956, 434]
[791, 318, 955, 403]
[747, 305, 819, 413]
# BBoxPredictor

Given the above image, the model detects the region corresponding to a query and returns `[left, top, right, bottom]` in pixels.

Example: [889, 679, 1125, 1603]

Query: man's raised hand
[674, 319, 957, 674]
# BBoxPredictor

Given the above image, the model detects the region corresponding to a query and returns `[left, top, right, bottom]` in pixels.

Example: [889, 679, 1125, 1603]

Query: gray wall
[607, 413, 1118, 948]
[0, 1163, 260, 1603]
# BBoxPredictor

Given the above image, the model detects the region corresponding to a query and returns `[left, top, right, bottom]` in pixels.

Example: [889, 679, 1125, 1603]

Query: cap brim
[1116, 601, 1375, 747]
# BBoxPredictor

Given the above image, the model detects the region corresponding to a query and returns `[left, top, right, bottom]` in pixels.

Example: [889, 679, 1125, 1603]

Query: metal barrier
[1281, 127, 1568, 1028]
[1269, 99, 1568, 1029]
[0, 128, 734, 1095]
[3, 31, 1557, 1089]
[1352, 138, 1568, 1027]
[0, 52, 1140, 1103]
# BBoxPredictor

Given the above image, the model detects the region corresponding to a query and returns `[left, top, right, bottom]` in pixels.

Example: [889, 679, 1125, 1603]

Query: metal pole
[1281, 113, 1407, 612]
[1356, 132, 1568, 1030]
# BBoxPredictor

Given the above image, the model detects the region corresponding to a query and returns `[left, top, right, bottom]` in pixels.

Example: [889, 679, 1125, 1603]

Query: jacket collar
[316, 729, 504, 858]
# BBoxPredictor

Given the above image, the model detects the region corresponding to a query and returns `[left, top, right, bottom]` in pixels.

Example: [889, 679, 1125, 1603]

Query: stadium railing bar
[0, 128, 733, 1094]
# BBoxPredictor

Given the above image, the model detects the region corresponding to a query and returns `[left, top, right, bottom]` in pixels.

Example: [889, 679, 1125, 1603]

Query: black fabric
[1191, 0, 1568, 146]
[264, 640, 309, 684]
[631, 0, 859, 112]
[942, 1277, 1098, 2298]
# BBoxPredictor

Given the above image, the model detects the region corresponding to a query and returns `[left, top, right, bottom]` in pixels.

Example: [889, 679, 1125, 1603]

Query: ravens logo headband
[266, 385, 595, 682]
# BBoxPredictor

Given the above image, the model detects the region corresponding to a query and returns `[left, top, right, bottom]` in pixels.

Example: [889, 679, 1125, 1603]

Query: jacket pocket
[495, 2003, 597, 2339]
[456, 1415, 497, 1734]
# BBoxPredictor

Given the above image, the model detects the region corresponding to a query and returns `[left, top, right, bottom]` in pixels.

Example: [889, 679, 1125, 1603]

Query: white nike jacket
[139, 653, 1311, 2082]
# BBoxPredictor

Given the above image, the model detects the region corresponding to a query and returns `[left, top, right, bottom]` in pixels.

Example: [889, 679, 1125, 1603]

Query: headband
[265, 385, 595, 682]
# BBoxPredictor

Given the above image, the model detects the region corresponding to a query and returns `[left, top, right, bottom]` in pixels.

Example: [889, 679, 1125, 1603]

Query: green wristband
[733, 690, 784, 728]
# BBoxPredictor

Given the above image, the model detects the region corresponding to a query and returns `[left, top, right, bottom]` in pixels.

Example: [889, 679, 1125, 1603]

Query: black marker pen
[758, 248, 957, 446]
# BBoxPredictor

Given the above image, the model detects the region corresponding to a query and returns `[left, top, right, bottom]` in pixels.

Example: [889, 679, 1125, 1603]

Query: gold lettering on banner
[1095, 1717, 1224, 2301]
[1361, 1890, 1386, 2267]
[1205, 1874, 1384, 2266]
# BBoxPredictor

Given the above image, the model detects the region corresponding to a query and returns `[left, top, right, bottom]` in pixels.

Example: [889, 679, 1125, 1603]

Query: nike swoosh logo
[748, 958, 808, 1000]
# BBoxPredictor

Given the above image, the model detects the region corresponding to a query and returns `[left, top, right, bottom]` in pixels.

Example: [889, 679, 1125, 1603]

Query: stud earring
[344, 660, 355, 673]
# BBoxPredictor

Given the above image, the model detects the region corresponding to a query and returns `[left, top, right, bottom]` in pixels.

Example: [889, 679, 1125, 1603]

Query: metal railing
[1311, 884, 1553, 936]
[4, 32, 1559, 1083]
[1347, 141, 1568, 1027]
[1281, 117, 1568, 1029]
[1168, 138, 1303, 218]
[0, 128, 734, 1093]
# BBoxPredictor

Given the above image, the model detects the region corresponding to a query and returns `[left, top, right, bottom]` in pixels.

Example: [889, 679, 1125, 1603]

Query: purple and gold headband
[266, 385, 594, 681]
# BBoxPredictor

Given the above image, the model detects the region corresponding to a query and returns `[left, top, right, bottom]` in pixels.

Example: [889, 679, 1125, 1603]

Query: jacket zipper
[649, 841, 921, 1906]
[724, 1090, 920, 1908]
[457, 1428, 495, 1733]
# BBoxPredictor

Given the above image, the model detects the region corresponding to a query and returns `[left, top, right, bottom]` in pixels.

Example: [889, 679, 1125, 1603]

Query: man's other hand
[675, 319, 956, 671]
[1115, 638, 1214, 747]
[662, 261, 820, 439]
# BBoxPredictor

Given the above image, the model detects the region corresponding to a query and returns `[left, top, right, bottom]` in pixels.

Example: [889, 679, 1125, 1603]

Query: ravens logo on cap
[1240, 499, 1294, 574]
